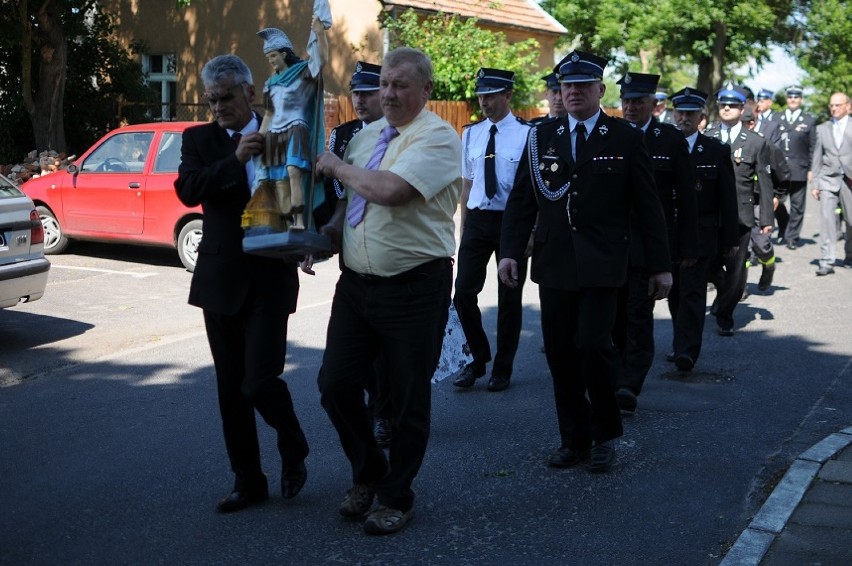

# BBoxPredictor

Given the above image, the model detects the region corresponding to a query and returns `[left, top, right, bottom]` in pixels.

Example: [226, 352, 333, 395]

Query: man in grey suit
[810, 92, 852, 275]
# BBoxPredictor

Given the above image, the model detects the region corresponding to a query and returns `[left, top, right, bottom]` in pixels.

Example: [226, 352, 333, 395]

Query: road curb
[720, 427, 852, 565]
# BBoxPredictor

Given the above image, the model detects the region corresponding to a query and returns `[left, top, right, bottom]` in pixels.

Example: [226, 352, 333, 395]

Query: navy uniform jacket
[778, 111, 818, 182]
[756, 115, 782, 145]
[315, 118, 364, 227]
[704, 125, 775, 229]
[501, 113, 670, 290]
[175, 119, 298, 316]
[690, 134, 740, 257]
[632, 118, 698, 264]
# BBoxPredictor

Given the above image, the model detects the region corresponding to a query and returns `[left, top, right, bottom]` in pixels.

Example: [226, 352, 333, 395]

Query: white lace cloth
[432, 302, 472, 383]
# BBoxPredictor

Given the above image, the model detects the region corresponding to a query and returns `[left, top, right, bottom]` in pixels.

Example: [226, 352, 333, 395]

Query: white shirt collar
[228, 114, 259, 138]
[786, 108, 801, 122]
[722, 122, 742, 140]
[489, 112, 517, 130]
[568, 109, 601, 134]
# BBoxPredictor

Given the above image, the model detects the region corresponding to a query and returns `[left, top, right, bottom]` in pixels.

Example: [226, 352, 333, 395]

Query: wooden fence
[325, 95, 546, 135]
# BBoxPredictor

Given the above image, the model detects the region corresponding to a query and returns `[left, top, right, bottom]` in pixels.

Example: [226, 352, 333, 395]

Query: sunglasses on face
[720, 103, 743, 109]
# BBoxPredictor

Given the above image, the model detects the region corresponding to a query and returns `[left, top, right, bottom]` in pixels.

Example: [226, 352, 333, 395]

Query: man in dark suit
[705, 84, 775, 336]
[613, 71, 698, 409]
[174, 54, 309, 513]
[754, 89, 782, 145]
[667, 88, 739, 368]
[654, 89, 675, 124]
[498, 50, 671, 473]
[777, 85, 818, 249]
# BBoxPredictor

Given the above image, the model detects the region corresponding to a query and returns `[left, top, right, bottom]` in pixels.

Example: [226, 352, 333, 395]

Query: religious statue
[243, 10, 329, 233]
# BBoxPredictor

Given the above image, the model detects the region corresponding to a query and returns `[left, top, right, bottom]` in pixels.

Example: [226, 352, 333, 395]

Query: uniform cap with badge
[554, 50, 607, 83]
[349, 61, 381, 92]
[655, 88, 669, 102]
[475, 68, 515, 95]
[616, 72, 660, 99]
[785, 84, 804, 97]
[541, 72, 560, 92]
[757, 88, 774, 100]
[671, 87, 708, 111]
[715, 82, 748, 106]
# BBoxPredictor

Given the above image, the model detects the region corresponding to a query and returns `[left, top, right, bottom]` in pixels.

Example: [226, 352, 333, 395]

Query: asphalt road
[1, 203, 850, 565]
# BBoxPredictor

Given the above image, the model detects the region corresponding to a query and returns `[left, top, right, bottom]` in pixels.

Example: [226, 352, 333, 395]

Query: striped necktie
[347, 126, 399, 227]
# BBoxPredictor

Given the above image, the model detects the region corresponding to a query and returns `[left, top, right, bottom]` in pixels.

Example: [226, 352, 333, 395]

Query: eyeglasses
[203, 82, 247, 105]
[720, 103, 743, 109]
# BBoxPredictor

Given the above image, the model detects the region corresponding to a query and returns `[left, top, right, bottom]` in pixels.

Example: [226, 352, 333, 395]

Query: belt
[344, 257, 451, 284]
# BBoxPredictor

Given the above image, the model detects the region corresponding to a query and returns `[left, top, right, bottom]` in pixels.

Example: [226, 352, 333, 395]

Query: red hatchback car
[22, 122, 204, 271]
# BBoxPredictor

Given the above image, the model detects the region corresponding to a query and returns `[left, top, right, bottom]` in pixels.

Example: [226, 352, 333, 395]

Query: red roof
[384, 0, 567, 35]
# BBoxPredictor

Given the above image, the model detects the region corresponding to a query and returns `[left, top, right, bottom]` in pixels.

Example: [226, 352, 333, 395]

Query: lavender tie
[347, 126, 399, 227]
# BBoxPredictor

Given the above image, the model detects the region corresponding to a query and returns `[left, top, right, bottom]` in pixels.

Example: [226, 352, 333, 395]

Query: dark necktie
[484, 124, 498, 199]
[574, 122, 587, 162]
[231, 132, 242, 147]
[348, 125, 399, 227]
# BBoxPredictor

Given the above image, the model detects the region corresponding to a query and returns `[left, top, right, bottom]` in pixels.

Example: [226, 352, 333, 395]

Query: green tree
[380, 9, 541, 112]
[0, 1, 153, 162]
[792, 0, 852, 119]
[541, 0, 795, 97]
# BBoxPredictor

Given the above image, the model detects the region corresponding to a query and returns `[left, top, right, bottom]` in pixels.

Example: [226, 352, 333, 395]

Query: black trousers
[454, 208, 527, 378]
[540, 286, 623, 450]
[712, 230, 751, 331]
[318, 259, 452, 512]
[668, 256, 711, 362]
[203, 286, 309, 490]
[777, 180, 808, 242]
[613, 266, 655, 396]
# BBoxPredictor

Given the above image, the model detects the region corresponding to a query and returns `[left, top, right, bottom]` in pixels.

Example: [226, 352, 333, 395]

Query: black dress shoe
[281, 460, 307, 500]
[675, 354, 694, 372]
[786, 239, 798, 250]
[374, 417, 392, 446]
[453, 363, 485, 388]
[547, 446, 590, 468]
[486, 375, 510, 392]
[816, 266, 835, 276]
[717, 325, 734, 337]
[615, 387, 637, 413]
[587, 441, 616, 473]
[665, 352, 676, 362]
[216, 486, 269, 513]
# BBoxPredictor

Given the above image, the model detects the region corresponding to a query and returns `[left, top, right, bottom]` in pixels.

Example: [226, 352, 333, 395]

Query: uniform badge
[539, 162, 546, 171]
[624, 73, 632, 84]
[653, 127, 661, 137]
[766, 164, 771, 174]
[478, 68, 485, 78]
[734, 147, 743, 164]
[355, 62, 363, 73]
[598, 124, 608, 136]
[695, 180, 703, 192]
[551, 163, 559, 173]
[546, 145, 557, 157]
[696, 144, 704, 153]
[557, 124, 565, 136]
[571, 53, 580, 62]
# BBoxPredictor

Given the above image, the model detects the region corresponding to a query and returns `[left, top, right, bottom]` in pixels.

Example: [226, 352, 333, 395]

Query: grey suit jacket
[811, 119, 852, 193]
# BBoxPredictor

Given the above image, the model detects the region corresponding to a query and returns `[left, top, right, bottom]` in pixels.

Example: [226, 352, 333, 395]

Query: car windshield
[81, 132, 154, 173]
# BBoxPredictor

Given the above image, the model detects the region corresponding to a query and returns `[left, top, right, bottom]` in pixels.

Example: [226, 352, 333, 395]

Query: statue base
[242, 229, 333, 258]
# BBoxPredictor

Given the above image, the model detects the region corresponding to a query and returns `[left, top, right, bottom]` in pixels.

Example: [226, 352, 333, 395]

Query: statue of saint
[249, 14, 328, 231]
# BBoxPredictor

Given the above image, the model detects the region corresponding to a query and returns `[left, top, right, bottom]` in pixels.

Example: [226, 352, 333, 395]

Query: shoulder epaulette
[462, 118, 485, 129]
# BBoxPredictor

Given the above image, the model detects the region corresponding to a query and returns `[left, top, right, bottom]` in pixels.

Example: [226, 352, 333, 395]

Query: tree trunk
[23, 0, 68, 153]
[697, 20, 728, 122]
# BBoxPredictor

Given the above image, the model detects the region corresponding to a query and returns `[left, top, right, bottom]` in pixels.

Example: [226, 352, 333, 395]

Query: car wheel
[37, 206, 70, 254]
[177, 219, 203, 273]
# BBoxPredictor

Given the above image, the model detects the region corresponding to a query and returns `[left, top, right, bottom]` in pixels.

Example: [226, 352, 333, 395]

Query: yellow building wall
[104, 0, 559, 103]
